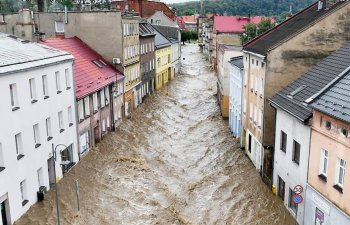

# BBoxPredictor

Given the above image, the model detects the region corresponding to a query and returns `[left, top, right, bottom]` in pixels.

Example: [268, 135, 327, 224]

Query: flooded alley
[16, 44, 295, 225]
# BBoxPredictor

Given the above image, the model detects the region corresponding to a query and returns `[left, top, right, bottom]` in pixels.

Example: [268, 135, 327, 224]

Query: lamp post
[52, 143, 68, 225]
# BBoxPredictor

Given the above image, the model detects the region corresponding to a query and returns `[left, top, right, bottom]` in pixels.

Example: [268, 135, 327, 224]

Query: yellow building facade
[155, 46, 171, 90]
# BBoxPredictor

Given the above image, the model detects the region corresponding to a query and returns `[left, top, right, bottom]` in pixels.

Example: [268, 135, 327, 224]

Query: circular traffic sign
[293, 185, 303, 194]
[292, 194, 303, 204]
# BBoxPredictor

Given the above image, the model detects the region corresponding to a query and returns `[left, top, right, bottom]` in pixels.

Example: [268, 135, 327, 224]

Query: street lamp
[52, 143, 68, 225]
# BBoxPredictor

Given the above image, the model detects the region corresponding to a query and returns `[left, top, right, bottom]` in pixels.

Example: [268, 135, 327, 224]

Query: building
[177, 15, 198, 31]
[210, 16, 266, 70]
[111, 0, 176, 21]
[42, 37, 124, 155]
[0, 10, 141, 117]
[269, 40, 350, 225]
[153, 26, 171, 90]
[242, 0, 350, 185]
[148, 11, 178, 27]
[228, 56, 244, 144]
[304, 65, 350, 225]
[0, 33, 78, 225]
[139, 21, 156, 100]
[216, 44, 242, 118]
[202, 16, 214, 59]
[153, 25, 181, 79]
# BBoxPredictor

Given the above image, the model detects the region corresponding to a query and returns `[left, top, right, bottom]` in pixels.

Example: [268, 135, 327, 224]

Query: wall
[264, 3, 350, 147]
[308, 110, 350, 215]
[273, 109, 311, 225]
[140, 35, 156, 96]
[229, 63, 243, 139]
[0, 61, 78, 224]
[147, 11, 177, 27]
[34, 11, 123, 65]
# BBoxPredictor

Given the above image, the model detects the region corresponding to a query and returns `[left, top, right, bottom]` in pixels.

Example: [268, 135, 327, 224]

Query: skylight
[92, 60, 103, 68]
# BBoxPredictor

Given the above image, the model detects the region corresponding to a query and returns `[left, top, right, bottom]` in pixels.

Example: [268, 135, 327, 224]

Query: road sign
[293, 185, 303, 194]
[292, 194, 303, 204]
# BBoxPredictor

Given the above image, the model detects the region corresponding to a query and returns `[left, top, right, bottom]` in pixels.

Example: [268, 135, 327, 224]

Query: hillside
[170, 0, 314, 17]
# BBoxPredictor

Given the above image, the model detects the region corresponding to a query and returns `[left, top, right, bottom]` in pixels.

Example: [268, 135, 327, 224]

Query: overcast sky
[162, 0, 199, 4]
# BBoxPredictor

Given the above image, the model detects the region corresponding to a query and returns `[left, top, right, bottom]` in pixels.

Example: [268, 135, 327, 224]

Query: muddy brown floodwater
[17, 44, 295, 225]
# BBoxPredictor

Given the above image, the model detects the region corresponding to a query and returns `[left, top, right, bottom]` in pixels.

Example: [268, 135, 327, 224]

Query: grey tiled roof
[152, 25, 171, 49]
[270, 40, 350, 122]
[139, 22, 155, 37]
[311, 69, 350, 123]
[0, 33, 73, 75]
[152, 25, 180, 41]
[229, 56, 243, 69]
[243, 1, 348, 56]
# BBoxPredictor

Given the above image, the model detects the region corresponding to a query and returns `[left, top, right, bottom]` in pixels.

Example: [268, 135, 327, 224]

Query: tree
[240, 18, 274, 44]
[182, 9, 195, 16]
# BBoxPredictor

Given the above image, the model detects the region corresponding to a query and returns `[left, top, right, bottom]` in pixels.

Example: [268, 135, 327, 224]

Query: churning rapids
[17, 44, 295, 225]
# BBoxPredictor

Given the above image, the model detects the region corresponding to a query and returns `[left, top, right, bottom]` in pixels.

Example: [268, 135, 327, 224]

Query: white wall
[229, 63, 243, 139]
[0, 61, 79, 224]
[273, 109, 311, 225]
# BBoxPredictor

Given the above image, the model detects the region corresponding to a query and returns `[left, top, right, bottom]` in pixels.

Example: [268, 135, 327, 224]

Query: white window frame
[15, 133, 23, 157]
[100, 89, 105, 108]
[42, 75, 49, 98]
[335, 158, 346, 187]
[319, 149, 328, 177]
[93, 92, 98, 112]
[55, 71, 61, 93]
[10, 83, 19, 109]
[78, 100, 84, 121]
[55, 21, 64, 33]
[68, 106, 73, 126]
[65, 68, 71, 89]
[46, 117, 52, 139]
[33, 123, 41, 146]
[84, 97, 90, 117]
[58, 111, 64, 132]
[29, 78, 37, 102]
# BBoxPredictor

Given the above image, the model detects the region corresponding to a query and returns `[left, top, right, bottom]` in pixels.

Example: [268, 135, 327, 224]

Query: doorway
[47, 157, 55, 187]
[1, 198, 10, 225]
[248, 134, 252, 153]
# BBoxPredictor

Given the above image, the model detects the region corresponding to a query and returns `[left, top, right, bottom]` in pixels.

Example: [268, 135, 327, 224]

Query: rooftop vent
[288, 85, 307, 98]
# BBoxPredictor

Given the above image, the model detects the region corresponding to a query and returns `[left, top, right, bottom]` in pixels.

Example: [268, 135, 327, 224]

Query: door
[47, 157, 55, 186]
[1, 201, 7, 225]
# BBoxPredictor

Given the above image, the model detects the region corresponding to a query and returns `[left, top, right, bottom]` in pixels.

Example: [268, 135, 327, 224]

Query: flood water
[17, 44, 295, 225]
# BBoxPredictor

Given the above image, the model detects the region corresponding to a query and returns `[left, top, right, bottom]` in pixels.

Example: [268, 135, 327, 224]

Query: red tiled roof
[41, 37, 124, 99]
[180, 15, 197, 23]
[214, 16, 274, 33]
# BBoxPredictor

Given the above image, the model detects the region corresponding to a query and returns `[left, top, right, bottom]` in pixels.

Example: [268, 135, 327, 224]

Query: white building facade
[228, 56, 244, 144]
[0, 34, 79, 225]
[272, 109, 310, 225]
[171, 40, 181, 79]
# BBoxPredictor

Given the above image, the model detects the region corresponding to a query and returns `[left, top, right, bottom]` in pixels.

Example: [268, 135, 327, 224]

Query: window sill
[57, 90, 62, 94]
[93, 110, 98, 114]
[31, 99, 38, 104]
[22, 200, 29, 206]
[0, 167, 5, 172]
[280, 148, 286, 153]
[35, 143, 41, 149]
[47, 136, 53, 141]
[292, 160, 299, 166]
[44, 96, 50, 100]
[12, 107, 20, 111]
[69, 123, 73, 127]
[84, 115, 90, 119]
[79, 119, 84, 123]
[66, 87, 71, 90]
[318, 174, 327, 182]
[59, 129, 64, 133]
[333, 184, 343, 193]
[17, 154, 24, 160]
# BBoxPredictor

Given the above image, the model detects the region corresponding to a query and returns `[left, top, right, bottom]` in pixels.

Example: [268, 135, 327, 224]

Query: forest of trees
[171, 0, 314, 18]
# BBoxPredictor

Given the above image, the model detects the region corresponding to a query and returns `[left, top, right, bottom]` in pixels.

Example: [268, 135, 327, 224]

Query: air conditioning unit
[113, 58, 121, 65]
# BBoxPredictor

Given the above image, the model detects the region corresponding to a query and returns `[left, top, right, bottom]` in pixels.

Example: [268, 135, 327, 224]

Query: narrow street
[16, 44, 295, 225]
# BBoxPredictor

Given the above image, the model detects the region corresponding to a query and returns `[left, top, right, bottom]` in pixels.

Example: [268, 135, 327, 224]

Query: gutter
[242, 50, 266, 59]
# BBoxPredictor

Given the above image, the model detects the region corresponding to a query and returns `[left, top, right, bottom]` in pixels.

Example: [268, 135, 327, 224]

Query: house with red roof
[208, 15, 273, 71]
[177, 15, 198, 31]
[41, 37, 125, 155]
[241, 0, 350, 188]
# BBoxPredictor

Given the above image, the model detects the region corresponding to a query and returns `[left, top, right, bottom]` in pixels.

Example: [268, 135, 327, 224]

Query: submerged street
[17, 44, 295, 225]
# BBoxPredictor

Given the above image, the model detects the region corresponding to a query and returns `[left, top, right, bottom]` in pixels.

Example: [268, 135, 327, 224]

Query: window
[68, 106, 73, 126]
[278, 176, 285, 201]
[280, 131, 287, 152]
[10, 83, 19, 110]
[55, 21, 64, 33]
[58, 111, 64, 132]
[46, 117, 52, 141]
[289, 188, 298, 214]
[0, 143, 4, 171]
[325, 121, 331, 130]
[42, 75, 49, 99]
[317, 149, 328, 182]
[100, 89, 105, 108]
[261, 62, 265, 68]
[20, 180, 28, 206]
[78, 100, 84, 122]
[105, 87, 110, 105]
[29, 78, 37, 103]
[252, 59, 254, 65]
[335, 158, 346, 188]
[55, 71, 61, 94]
[102, 119, 106, 132]
[107, 117, 110, 128]
[249, 103, 253, 120]
[37, 167, 44, 187]
[84, 97, 90, 117]
[93, 93, 98, 112]
[33, 123, 41, 148]
[15, 133, 24, 160]
[256, 60, 258, 66]
[292, 140, 300, 165]
[65, 68, 71, 89]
